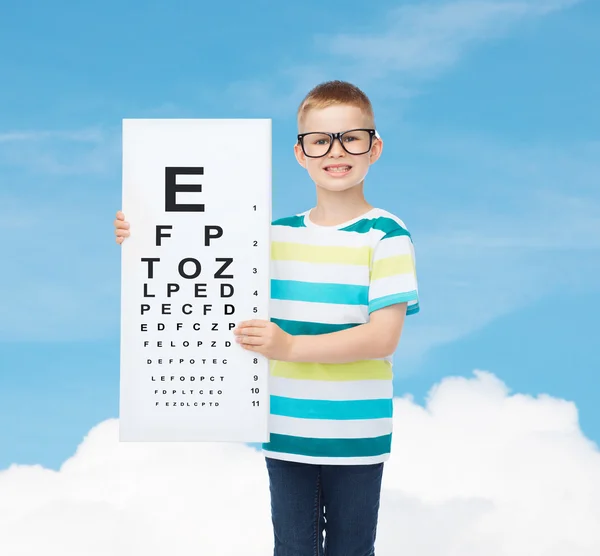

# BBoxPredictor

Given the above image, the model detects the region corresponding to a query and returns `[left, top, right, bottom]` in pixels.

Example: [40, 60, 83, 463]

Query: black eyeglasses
[297, 128, 380, 158]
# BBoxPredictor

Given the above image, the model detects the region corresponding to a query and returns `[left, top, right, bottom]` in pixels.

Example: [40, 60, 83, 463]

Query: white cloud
[0, 126, 120, 175]
[227, 0, 582, 114]
[325, 0, 581, 79]
[0, 103, 190, 175]
[0, 129, 105, 143]
[1, 371, 599, 555]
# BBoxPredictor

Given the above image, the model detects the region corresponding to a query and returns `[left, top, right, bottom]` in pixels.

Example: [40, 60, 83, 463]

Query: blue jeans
[265, 457, 384, 556]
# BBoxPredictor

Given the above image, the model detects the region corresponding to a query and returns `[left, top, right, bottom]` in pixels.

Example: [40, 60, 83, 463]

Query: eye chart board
[119, 119, 271, 443]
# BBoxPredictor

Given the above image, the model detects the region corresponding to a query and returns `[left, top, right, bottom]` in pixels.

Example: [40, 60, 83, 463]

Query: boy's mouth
[323, 164, 352, 176]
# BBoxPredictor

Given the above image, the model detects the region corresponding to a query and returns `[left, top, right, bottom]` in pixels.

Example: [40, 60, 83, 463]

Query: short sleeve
[368, 225, 420, 315]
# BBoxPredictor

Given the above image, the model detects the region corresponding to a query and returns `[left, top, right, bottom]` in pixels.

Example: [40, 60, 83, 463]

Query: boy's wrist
[286, 334, 300, 362]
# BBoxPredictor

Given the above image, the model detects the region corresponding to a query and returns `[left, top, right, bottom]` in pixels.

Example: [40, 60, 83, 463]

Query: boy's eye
[343, 135, 358, 142]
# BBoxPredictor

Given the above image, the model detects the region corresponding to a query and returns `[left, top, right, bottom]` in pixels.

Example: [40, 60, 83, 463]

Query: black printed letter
[165, 167, 204, 212]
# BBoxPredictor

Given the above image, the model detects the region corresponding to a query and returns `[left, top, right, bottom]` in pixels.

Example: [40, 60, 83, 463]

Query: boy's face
[294, 104, 383, 193]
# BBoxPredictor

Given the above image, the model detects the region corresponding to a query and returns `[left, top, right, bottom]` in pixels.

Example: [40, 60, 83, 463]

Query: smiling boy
[114, 80, 419, 556]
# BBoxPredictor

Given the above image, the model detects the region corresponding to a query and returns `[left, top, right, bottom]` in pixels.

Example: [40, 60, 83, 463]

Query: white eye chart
[119, 119, 271, 443]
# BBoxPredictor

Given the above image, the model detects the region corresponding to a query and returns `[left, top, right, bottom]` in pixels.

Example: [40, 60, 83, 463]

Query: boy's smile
[322, 162, 352, 177]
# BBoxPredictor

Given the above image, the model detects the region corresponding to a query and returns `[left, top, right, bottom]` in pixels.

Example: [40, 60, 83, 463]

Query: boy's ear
[294, 142, 307, 168]
[369, 137, 383, 164]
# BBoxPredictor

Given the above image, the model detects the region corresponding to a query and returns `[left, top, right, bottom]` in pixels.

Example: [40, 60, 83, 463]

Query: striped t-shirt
[262, 207, 420, 465]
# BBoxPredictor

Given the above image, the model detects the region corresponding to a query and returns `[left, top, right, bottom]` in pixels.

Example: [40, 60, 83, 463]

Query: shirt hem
[262, 449, 391, 466]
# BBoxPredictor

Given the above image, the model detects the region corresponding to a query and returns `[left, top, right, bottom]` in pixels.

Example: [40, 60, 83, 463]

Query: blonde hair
[297, 80, 375, 128]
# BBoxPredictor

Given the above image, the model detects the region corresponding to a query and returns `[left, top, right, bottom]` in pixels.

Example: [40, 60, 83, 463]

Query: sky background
[1, 1, 599, 554]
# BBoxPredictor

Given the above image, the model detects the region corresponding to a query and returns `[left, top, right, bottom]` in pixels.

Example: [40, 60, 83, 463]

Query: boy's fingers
[114, 220, 129, 229]
[238, 319, 267, 328]
[239, 327, 263, 337]
[116, 210, 124, 219]
[239, 335, 262, 346]
[115, 229, 130, 237]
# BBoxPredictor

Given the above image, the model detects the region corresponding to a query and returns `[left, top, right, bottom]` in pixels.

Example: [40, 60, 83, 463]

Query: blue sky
[1, 0, 599, 471]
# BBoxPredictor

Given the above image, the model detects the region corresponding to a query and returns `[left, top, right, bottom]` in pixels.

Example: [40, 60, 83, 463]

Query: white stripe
[369, 274, 418, 302]
[270, 298, 368, 325]
[262, 449, 390, 466]
[272, 224, 382, 247]
[271, 259, 369, 285]
[268, 415, 393, 439]
[268, 375, 393, 401]
[373, 234, 414, 260]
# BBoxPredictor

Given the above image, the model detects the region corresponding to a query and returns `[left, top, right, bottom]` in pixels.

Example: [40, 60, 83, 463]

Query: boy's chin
[315, 180, 363, 193]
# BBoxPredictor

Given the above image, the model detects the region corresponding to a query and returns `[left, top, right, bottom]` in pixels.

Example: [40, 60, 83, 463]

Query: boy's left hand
[233, 319, 293, 361]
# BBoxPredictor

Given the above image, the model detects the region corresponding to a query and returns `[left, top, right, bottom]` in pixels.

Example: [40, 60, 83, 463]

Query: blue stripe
[368, 291, 419, 313]
[407, 302, 420, 315]
[383, 227, 412, 240]
[271, 279, 368, 305]
[271, 318, 361, 336]
[263, 433, 392, 458]
[340, 216, 411, 238]
[270, 395, 393, 420]
[272, 215, 306, 228]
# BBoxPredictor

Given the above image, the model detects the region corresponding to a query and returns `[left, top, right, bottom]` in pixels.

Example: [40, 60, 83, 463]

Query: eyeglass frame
[297, 128, 381, 158]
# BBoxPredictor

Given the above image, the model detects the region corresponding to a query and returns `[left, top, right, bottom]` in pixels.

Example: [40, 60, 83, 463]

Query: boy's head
[294, 80, 383, 193]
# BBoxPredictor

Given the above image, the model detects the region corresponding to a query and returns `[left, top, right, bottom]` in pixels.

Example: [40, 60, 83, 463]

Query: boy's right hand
[114, 210, 130, 245]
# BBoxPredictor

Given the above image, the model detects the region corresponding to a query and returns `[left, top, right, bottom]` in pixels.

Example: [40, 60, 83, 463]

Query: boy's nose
[329, 137, 346, 157]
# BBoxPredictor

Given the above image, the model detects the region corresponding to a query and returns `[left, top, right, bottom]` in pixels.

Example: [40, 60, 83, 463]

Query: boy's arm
[235, 222, 419, 364]
[234, 303, 407, 364]
[287, 303, 407, 363]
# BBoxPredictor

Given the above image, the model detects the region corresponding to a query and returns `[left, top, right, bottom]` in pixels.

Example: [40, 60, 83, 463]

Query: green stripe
[271, 318, 360, 336]
[340, 216, 411, 238]
[384, 227, 412, 239]
[270, 396, 393, 420]
[272, 215, 306, 228]
[271, 279, 368, 305]
[263, 433, 392, 458]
